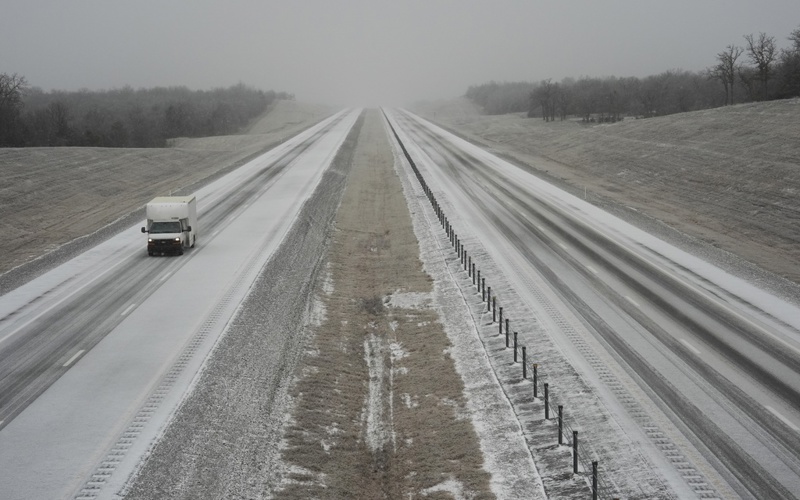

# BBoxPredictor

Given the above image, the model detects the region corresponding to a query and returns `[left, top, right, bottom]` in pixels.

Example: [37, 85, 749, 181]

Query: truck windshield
[149, 221, 182, 234]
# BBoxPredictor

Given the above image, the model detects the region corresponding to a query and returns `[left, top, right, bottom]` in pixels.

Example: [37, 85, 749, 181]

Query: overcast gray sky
[2, 1, 799, 106]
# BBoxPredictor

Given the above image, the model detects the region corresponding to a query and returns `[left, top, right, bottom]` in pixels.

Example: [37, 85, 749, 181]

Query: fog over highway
[1, 108, 799, 498]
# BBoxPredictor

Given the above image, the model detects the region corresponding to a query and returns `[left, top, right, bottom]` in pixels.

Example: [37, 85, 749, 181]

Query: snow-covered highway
[2, 103, 798, 499]
[0, 109, 359, 499]
[386, 108, 800, 499]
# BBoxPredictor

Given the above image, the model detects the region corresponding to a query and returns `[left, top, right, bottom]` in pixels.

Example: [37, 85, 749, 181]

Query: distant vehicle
[141, 196, 197, 256]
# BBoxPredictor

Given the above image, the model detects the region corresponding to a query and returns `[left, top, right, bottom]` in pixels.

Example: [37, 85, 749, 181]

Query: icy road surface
[0, 109, 360, 499]
[385, 108, 800, 499]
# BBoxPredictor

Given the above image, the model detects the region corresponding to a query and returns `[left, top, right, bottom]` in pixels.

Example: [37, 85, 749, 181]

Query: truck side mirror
[185, 226, 192, 232]
[141, 227, 147, 233]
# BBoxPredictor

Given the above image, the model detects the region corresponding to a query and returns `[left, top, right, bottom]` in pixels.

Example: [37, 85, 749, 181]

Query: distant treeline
[466, 27, 800, 121]
[0, 78, 294, 147]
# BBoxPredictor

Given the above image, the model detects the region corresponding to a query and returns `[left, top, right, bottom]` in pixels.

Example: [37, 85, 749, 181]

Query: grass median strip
[278, 109, 493, 498]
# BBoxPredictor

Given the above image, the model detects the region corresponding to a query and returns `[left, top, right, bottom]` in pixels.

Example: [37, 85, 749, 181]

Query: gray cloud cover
[2, 0, 799, 106]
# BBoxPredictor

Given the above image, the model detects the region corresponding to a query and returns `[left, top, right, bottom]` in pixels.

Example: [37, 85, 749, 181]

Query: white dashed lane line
[63, 349, 85, 368]
[625, 296, 641, 308]
[680, 338, 701, 355]
[767, 406, 800, 432]
[121, 303, 136, 317]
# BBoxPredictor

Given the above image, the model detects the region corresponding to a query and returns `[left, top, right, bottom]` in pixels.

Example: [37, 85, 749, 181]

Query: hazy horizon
[3, 0, 799, 106]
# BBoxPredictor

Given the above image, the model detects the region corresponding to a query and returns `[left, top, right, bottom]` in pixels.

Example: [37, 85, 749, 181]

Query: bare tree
[639, 72, 673, 117]
[0, 73, 28, 108]
[47, 101, 73, 146]
[0, 73, 29, 145]
[572, 77, 601, 121]
[778, 25, 800, 97]
[708, 65, 728, 104]
[556, 84, 570, 121]
[539, 79, 552, 121]
[737, 66, 760, 101]
[530, 79, 556, 121]
[744, 32, 777, 100]
[714, 45, 743, 105]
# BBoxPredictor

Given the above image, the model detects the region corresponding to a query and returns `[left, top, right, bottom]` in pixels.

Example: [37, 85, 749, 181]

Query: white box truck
[141, 195, 197, 256]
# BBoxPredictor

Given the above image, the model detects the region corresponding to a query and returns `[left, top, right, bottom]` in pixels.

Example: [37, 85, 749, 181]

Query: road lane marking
[625, 296, 641, 308]
[587, 265, 598, 275]
[680, 338, 701, 355]
[63, 350, 85, 368]
[121, 303, 136, 317]
[767, 406, 800, 431]
[558, 242, 568, 250]
[159, 272, 172, 282]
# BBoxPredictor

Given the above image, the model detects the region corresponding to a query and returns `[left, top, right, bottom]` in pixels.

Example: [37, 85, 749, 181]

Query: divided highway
[386, 108, 800, 499]
[2, 105, 799, 499]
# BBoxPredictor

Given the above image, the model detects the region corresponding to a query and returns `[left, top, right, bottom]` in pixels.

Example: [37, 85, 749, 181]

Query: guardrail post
[592, 461, 598, 500]
[499, 307, 503, 333]
[573, 431, 579, 474]
[544, 383, 549, 419]
[492, 296, 496, 320]
[558, 405, 563, 444]
[506, 319, 510, 342]
[533, 364, 538, 397]
[522, 347, 527, 378]
[513, 332, 518, 362]
[487, 287, 491, 311]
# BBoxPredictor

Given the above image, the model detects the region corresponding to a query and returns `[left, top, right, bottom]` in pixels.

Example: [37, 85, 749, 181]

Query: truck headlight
[174, 238, 181, 242]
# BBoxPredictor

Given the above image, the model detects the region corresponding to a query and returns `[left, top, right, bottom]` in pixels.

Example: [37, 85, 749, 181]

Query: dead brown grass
[278, 110, 493, 499]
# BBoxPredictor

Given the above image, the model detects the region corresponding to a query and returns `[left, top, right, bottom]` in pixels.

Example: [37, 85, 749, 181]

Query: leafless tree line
[0, 80, 293, 147]
[466, 26, 800, 120]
